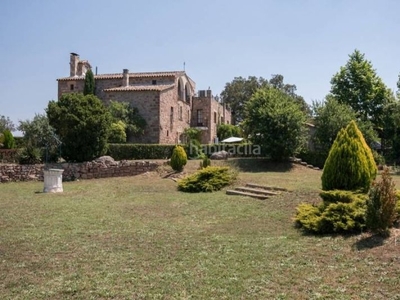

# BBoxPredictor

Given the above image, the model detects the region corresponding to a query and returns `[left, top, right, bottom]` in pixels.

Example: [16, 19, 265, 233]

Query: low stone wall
[0, 159, 161, 183]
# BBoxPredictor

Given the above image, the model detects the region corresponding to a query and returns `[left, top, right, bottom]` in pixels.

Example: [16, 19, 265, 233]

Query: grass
[1, 158, 400, 299]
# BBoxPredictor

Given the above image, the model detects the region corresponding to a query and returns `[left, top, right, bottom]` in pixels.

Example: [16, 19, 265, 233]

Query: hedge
[107, 143, 264, 160]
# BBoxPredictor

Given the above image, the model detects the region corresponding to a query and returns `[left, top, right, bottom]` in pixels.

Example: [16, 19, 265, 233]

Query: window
[70, 84, 74, 91]
[170, 107, 174, 123]
[187, 109, 190, 123]
[214, 112, 217, 123]
[179, 106, 183, 121]
[197, 109, 203, 126]
[152, 80, 157, 85]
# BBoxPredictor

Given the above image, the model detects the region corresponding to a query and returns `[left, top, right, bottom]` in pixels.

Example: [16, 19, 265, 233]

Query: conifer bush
[199, 156, 211, 169]
[321, 120, 377, 192]
[2, 130, 15, 149]
[366, 167, 397, 235]
[170, 145, 187, 172]
[178, 166, 237, 193]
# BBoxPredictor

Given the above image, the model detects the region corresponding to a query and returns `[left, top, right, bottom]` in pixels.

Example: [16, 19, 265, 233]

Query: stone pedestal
[43, 169, 64, 193]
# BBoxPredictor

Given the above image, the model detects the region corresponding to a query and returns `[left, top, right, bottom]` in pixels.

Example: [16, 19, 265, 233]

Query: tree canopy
[47, 93, 111, 162]
[330, 49, 394, 128]
[0, 115, 15, 132]
[221, 75, 309, 125]
[244, 87, 307, 161]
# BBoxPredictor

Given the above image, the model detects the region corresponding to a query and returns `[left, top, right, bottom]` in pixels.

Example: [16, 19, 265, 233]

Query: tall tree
[312, 96, 378, 155]
[220, 76, 269, 125]
[330, 49, 394, 128]
[0, 115, 15, 132]
[18, 114, 60, 161]
[83, 69, 95, 95]
[269, 74, 310, 115]
[244, 87, 307, 161]
[47, 93, 111, 162]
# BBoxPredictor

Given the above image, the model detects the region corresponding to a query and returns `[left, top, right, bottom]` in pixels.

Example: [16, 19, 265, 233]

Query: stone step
[245, 183, 289, 192]
[226, 189, 269, 200]
[234, 186, 279, 196]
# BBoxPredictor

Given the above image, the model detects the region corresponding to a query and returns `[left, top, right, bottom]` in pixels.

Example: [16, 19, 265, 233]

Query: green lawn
[1, 159, 400, 299]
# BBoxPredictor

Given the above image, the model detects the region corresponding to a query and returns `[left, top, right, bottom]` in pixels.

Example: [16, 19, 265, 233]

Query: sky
[1, 0, 400, 135]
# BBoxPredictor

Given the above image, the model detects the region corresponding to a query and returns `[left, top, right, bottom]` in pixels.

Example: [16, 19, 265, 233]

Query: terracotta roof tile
[57, 71, 184, 81]
[103, 84, 175, 92]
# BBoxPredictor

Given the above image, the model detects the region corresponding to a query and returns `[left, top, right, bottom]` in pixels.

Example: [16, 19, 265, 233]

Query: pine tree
[322, 120, 377, 192]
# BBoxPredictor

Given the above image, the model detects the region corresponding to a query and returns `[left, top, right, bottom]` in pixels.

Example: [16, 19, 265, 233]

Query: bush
[321, 120, 377, 192]
[200, 156, 211, 169]
[107, 144, 182, 160]
[319, 190, 365, 204]
[178, 166, 237, 193]
[108, 121, 127, 143]
[294, 196, 367, 234]
[170, 145, 187, 172]
[2, 130, 15, 149]
[17, 145, 42, 164]
[366, 167, 397, 235]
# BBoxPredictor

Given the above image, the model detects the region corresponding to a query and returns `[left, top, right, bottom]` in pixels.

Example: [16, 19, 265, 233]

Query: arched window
[178, 80, 183, 101]
[185, 83, 190, 103]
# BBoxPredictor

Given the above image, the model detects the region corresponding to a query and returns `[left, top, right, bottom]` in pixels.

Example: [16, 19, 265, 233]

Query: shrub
[2, 130, 15, 149]
[321, 120, 377, 192]
[108, 121, 127, 143]
[170, 145, 187, 172]
[199, 156, 211, 169]
[294, 197, 367, 234]
[17, 145, 42, 164]
[178, 166, 237, 193]
[366, 167, 397, 235]
[320, 190, 365, 204]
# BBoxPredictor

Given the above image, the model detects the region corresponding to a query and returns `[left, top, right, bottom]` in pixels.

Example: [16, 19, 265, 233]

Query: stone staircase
[226, 183, 289, 200]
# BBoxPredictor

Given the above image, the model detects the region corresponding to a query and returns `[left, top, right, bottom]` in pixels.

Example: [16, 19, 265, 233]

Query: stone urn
[43, 169, 64, 193]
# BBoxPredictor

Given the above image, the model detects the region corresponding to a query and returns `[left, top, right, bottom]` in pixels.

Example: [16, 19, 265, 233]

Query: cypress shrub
[366, 167, 397, 235]
[321, 120, 377, 192]
[170, 145, 187, 172]
[2, 130, 15, 149]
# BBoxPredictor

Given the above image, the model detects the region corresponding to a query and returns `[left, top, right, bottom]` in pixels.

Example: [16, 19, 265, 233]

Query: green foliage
[108, 121, 127, 143]
[381, 100, 400, 163]
[322, 121, 377, 192]
[170, 145, 188, 172]
[17, 145, 42, 164]
[47, 93, 112, 162]
[320, 190, 366, 204]
[108, 101, 146, 141]
[221, 76, 270, 124]
[244, 87, 307, 161]
[2, 130, 15, 149]
[184, 127, 202, 143]
[217, 124, 242, 141]
[18, 114, 60, 163]
[178, 166, 237, 193]
[366, 168, 397, 235]
[330, 49, 394, 128]
[199, 156, 211, 169]
[0, 115, 15, 132]
[107, 144, 186, 160]
[83, 69, 95, 95]
[294, 195, 367, 234]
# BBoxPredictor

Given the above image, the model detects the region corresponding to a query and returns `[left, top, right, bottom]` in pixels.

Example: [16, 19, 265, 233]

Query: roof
[103, 84, 175, 92]
[57, 71, 185, 81]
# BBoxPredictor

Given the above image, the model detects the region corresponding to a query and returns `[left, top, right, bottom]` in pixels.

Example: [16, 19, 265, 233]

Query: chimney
[70, 53, 79, 77]
[206, 89, 212, 98]
[122, 69, 129, 87]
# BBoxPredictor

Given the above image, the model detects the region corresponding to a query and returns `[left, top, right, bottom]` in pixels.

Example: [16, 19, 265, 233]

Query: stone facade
[0, 160, 160, 183]
[191, 90, 232, 144]
[57, 53, 231, 144]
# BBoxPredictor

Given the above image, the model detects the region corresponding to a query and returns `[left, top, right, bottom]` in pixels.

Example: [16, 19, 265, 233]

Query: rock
[210, 150, 229, 160]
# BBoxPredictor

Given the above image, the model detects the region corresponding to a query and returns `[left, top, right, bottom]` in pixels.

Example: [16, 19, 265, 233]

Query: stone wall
[104, 90, 161, 143]
[0, 160, 160, 183]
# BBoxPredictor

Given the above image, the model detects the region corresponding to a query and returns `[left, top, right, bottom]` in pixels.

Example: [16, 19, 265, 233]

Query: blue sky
[1, 0, 399, 134]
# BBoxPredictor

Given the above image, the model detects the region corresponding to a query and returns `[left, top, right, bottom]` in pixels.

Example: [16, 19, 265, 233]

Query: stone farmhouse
[57, 53, 231, 144]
